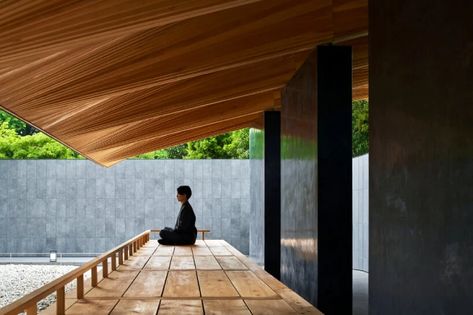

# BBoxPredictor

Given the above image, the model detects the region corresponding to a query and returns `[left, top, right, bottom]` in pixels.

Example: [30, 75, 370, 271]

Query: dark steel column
[317, 45, 352, 314]
[264, 110, 281, 279]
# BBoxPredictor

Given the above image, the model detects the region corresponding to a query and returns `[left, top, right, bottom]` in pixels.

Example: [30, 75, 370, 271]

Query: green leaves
[352, 100, 369, 156]
[185, 129, 249, 159]
[0, 110, 38, 135]
[0, 121, 83, 159]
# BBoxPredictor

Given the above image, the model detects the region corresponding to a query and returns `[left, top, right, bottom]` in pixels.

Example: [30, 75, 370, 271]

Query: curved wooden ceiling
[0, 0, 368, 167]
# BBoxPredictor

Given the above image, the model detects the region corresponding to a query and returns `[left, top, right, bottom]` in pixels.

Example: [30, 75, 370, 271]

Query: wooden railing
[0, 230, 151, 315]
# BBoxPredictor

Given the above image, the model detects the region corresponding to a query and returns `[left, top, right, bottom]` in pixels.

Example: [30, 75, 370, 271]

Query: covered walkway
[2, 237, 321, 315]
[49, 240, 320, 314]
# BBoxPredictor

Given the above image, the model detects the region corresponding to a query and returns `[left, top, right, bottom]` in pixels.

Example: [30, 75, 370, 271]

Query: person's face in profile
[176, 192, 187, 203]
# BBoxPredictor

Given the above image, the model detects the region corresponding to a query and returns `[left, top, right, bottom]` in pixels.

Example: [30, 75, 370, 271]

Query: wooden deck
[40, 240, 322, 315]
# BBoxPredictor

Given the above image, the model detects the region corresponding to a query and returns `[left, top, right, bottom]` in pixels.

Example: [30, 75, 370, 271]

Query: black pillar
[317, 45, 352, 314]
[264, 111, 281, 279]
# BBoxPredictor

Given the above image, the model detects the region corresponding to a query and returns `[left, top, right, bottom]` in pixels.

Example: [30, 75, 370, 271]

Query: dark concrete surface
[280, 46, 353, 313]
[370, 1, 473, 314]
[264, 111, 281, 279]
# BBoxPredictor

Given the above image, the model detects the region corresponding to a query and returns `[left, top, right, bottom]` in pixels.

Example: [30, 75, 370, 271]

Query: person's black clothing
[159, 201, 197, 245]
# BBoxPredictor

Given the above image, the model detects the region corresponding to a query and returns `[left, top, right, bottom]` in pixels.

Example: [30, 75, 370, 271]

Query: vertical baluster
[26, 303, 37, 315]
[102, 257, 108, 278]
[111, 252, 117, 271]
[57, 287, 65, 315]
[77, 274, 84, 299]
[91, 266, 98, 287]
[119, 248, 124, 264]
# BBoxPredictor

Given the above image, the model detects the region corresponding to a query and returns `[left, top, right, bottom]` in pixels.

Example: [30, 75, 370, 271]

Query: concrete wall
[249, 129, 264, 265]
[370, 1, 473, 313]
[353, 154, 368, 272]
[0, 160, 250, 255]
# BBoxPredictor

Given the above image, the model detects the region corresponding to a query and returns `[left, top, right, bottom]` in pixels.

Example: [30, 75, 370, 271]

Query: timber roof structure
[0, 0, 368, 166]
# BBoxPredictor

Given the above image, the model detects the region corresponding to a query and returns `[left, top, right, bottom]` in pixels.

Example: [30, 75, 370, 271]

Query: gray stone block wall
[249, 129, 264, 265]
[353, 154, 369, 272]
[0, 159, 250, 255]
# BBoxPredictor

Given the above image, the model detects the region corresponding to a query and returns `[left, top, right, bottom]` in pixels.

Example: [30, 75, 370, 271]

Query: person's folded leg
[159, 229, 196, 245]
[158, 238, 173, 245]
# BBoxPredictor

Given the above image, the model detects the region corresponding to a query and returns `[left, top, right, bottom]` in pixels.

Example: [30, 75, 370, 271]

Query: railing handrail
[0, 230, 151, 315]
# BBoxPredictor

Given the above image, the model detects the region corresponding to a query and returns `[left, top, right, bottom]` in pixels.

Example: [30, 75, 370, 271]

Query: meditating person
[158, 185, 197, 245]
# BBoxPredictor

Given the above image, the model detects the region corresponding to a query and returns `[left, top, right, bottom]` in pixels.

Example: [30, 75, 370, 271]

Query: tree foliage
[352, 100, 369, 156]
[0, 110, 38, 135]
[134, 144, 188, 159]
[0, 122, 82, 159]
[185, 129, 249, 159]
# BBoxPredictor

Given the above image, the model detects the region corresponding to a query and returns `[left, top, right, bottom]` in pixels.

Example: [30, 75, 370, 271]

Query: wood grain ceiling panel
[1, 1, 332, 115]
[0, 0, 368, 166]
[90, 113, 264, 167]
[43, 52, 305, 137]
[77, 92, 278, 153]
[333, 0, 368, 38]
[0, 0, 261, 63]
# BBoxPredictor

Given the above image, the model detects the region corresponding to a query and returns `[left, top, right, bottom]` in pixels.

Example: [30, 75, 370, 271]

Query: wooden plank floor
[40, 240, 322, 314]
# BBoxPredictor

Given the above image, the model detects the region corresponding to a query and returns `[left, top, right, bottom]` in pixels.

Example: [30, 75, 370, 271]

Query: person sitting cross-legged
[158, 185, 197, 245]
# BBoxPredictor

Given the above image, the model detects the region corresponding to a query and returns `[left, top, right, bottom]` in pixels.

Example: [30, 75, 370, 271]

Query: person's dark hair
[177, 185, 192, 199]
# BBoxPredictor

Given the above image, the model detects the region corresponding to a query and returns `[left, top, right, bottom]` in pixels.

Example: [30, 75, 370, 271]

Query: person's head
[176, 185, 192, 203]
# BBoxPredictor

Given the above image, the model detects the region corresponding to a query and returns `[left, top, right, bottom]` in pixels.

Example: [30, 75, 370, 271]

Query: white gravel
[0, 264, 78, 312]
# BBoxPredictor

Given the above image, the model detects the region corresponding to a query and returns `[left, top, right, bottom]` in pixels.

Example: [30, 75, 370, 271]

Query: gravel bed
[0, 264, 78, 312]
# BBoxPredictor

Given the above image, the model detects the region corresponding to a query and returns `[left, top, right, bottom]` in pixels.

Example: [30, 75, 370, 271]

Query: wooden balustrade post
[102, 258, 108, 278]
[111, 252, 117, 271]
[119, 248, 124, 264]
[129, 243, 133, 256]
[91, 266, 98, 287]
[57, 287, 65, 315]
[124, 246, 129, 260]
[77, 274, 84, 299]
[26, 304, 37, 315]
